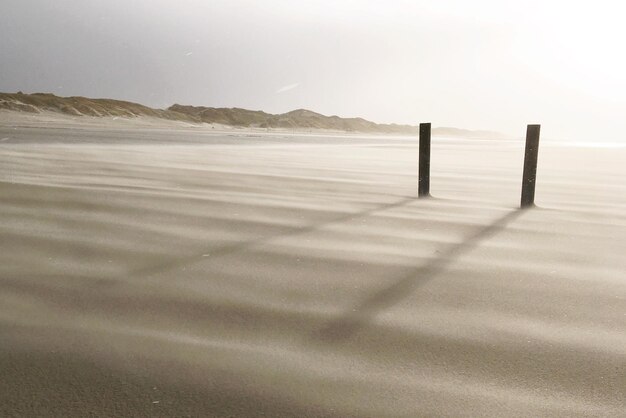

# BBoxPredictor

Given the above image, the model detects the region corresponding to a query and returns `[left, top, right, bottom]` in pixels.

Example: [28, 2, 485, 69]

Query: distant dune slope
[166, 104, 422, 134]
[0, 92, 504, 138]
[0, 92, 195, 122]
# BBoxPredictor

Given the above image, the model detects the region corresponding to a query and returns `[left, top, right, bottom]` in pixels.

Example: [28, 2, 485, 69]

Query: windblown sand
[0, 122, 625, 417]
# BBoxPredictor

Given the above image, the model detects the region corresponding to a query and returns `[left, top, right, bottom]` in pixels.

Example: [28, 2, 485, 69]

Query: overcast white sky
[1, 0, 625, 140]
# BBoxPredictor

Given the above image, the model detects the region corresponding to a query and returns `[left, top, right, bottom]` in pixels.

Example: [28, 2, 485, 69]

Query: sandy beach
[0, 121, 624, 417]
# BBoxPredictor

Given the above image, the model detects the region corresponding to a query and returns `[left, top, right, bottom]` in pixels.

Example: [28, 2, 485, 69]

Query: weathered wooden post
[419, 123, 431, 197]
[520, 124, 541, 208]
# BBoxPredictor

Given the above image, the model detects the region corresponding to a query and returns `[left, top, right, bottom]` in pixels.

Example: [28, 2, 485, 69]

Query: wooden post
[521, 124, 541, 208]
[419, 123, 431, 197]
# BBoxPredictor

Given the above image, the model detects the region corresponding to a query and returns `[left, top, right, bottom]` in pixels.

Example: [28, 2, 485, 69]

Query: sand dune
[0, 124, 624, 417]
[1, 92, 506, 137]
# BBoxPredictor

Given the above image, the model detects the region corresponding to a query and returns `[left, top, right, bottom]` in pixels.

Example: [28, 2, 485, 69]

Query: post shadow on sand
[311, 208, 526, 344]
[131, 195, 418, 278]
[130, 122, 540, 348]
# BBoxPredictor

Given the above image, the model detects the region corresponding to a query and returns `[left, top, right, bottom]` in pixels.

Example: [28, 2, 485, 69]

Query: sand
[0, 118, 625, 417]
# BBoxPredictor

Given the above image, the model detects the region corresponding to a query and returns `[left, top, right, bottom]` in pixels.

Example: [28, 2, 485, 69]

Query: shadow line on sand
[311, 208, 526, 344]
[131, 196, 418, 278]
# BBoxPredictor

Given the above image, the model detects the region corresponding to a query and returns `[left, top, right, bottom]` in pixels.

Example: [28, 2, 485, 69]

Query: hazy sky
[1, 0, 625, 140]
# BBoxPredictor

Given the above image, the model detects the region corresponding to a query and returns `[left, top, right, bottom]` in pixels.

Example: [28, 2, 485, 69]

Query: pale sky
[1, 0, 625, 140]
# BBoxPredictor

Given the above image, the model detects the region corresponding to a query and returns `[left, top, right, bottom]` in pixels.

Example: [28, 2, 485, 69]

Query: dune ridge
[0, 91, 505, 137]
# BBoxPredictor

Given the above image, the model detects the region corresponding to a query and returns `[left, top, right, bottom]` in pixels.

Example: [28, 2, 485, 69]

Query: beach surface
[1, 119, 625, 417]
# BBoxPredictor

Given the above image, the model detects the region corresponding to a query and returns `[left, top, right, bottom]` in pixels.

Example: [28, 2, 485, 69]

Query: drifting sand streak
[0, 124, 625, 417]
